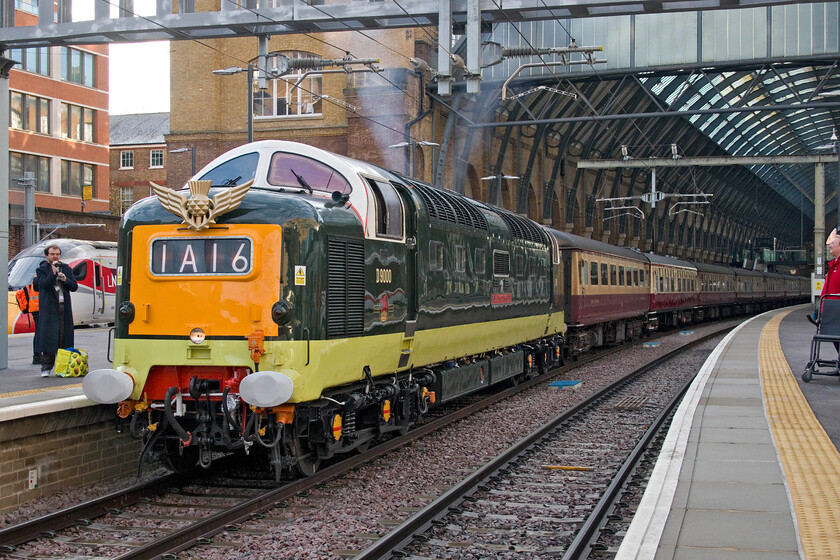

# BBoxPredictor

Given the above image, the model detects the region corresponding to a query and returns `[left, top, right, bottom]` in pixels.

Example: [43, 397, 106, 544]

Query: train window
[633, 268, 639, 286]
[610, 265, 617, 286]
[475, 248, 486, 275]
[640, 269, 645, 286]
[516, 255, 524, 277]
[658, 276, 664, 293]
[455, 245, 466, 273]
[493, 250, 510, 277]
[601, 263, 608, 285]
[73, 261, 87, 281]
[618, 266, 625, 286]
[579, 260, 587, 285]
[267, 152, 352, 194]
[625, 267, 631, 286]
[366, 178, 404, 239]
[590, 261, 599, 285]
[199, 152, 259, 186]
[429, 241, 444, 271]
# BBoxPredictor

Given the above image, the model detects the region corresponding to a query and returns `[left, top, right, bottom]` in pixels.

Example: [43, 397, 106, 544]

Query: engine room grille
[327, 237, 365, 338]
[413, 183, 488, 231]
[496, 210, 549, 245]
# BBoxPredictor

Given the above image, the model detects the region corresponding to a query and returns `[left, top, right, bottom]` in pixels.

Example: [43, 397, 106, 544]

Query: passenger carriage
[548, 231, 648, 354]
[646, 254, 698, 328]
[694, 262, 737, 320]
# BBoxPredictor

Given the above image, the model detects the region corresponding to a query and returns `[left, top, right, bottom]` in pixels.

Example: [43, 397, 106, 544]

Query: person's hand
[57, 272, 66, 282]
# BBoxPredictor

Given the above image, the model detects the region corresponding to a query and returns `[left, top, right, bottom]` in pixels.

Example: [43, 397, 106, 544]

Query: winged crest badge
[149, 179, 254, 231]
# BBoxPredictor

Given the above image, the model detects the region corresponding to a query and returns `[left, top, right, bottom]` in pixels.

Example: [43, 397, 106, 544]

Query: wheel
[802, 369, 813, 383]
[292, 437, 321, 477]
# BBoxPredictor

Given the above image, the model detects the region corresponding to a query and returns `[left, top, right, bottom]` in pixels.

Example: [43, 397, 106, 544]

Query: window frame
[150, 149, 164, 169]
[120, 150, 134, 170]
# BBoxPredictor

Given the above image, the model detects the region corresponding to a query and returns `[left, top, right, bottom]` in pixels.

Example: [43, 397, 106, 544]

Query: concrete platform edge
[614, 312, 765, 560]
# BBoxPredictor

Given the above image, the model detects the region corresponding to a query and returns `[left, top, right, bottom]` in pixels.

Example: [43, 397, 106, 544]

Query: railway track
[0, 325, 729, 560]
[355, 333, 716, 559]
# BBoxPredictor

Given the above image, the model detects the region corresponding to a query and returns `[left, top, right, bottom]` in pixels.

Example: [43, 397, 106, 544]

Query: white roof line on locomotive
[193, 140, 388, 235]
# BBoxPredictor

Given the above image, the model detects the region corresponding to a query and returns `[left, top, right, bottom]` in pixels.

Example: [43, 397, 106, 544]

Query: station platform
[618, 304, 840, 560]
[2, 309, 840, 559]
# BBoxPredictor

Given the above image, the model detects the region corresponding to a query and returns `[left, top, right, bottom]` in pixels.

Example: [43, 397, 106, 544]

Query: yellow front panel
[128, 225, 283, 337]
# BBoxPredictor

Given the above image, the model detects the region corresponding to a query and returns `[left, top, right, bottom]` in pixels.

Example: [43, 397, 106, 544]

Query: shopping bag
[55, 348, 89, 378]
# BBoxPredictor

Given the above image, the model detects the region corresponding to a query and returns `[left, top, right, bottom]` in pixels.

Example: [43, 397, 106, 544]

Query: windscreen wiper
[290, 168, 314, 194]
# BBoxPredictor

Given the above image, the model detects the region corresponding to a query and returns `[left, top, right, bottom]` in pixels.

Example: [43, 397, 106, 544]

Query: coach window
[579, 259, 587, 285]
[590, 261, 599, 285]
[601, 263, 608, 285]
[618, 266, 625, 286]
[429, 241, 444, 271]
[633, 268, 639, 286]
[626, 267, 632, 286]
[640, 269, 645, 286]
[610, 264, 617, 285]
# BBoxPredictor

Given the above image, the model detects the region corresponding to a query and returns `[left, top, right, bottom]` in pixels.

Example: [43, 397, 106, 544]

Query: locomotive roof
[546, 230, 648, 262]
[10, 238, 117, 261]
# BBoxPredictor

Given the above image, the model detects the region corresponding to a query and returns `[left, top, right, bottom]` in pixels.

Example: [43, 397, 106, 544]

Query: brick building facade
[8, 4, 114, 257]
[109, 112, 170, 215]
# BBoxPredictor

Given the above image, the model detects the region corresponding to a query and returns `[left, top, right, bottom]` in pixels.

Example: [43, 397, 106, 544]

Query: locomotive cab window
[199, 152, 259, 186]
[365, 178, 404, 239]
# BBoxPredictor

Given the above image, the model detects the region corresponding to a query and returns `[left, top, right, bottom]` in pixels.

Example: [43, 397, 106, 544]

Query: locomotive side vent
[496, 210, 549, 245]
[327, 237, 365, 338]
[413, 183, 488, 231]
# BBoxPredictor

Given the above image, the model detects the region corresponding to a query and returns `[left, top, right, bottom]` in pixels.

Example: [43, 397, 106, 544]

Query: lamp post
[480, 174, 519, 207]
[388, 140, 439, 176]
[212, 65, 254, 143]
[169, 146, 196, 177]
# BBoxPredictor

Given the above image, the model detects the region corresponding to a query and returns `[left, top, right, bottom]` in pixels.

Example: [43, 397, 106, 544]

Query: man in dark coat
[34, 244, 78, 377]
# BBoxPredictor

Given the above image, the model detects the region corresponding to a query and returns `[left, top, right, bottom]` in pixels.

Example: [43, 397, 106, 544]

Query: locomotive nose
[83, 369, 135, 404]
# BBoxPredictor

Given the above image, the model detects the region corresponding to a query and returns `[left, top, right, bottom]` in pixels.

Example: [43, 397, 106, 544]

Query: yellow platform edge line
[0, 383, 83, 399]
[760, 311, 840, 560]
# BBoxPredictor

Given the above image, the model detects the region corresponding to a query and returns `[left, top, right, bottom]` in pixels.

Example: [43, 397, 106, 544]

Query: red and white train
[7, 239, 118, 334]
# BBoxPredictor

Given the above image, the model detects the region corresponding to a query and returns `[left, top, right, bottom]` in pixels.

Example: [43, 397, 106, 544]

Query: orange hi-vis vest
[15, 284, 39, 313]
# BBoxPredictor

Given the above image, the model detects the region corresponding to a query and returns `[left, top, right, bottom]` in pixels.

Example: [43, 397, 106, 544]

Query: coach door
[91, 260, 106, 320]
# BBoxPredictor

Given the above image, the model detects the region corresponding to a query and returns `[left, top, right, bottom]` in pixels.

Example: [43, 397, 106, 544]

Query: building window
[10, 152, 50, 192]
[10, 92, 50, 134]
[120, 150, 134, 169]
[61, 159, 94, 196]
[60, 103, 95, 142]
[150, 149, 164, 168]
[9, 47, 50, 76]
[120, 186, 134, 214]
[60, 47, 96, 87]
[254, 52, 322, 118]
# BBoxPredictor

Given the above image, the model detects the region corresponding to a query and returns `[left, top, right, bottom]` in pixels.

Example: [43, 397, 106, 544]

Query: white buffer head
[83, 369, 135, 404]
[239, 370, 295, 408]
